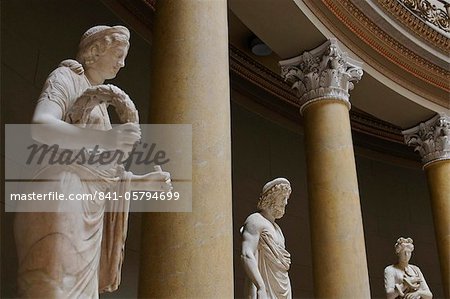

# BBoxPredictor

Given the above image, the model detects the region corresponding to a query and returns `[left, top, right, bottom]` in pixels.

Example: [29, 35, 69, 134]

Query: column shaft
[425, 160, 450, 298]
[403, 113, 450, 297]
[138, 0, 233, 298]
[303, 100, 371, 298]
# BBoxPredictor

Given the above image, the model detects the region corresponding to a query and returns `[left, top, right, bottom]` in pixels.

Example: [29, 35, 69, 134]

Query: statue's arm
[241, 215, 266, 296]
[129, 170, 172, 192]
[416, 266, 432, 299]
[384, 266, 404, 299]
[32, 99, 108, 149]
[32, 69, 140, 151]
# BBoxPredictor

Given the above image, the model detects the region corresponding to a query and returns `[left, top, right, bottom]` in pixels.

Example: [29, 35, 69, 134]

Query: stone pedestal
[280, 39, 371, 298]
[138, 0, 234, 298]
[403, 114, 450, 298]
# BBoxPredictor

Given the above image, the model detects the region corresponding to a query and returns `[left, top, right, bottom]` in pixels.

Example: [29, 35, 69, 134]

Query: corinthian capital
[402, 114, 450, 167]
[279, 39, 363, 113]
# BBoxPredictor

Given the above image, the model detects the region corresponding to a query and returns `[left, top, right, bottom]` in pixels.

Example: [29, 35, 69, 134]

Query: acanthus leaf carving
[279, 39, 363, 114]
[402, 113, 450, 166]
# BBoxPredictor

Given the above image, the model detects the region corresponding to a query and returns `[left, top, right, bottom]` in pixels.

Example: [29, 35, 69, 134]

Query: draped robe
[244, 215, 292, 299]
[257, 229, 292, 299]
[14, 65, 131, 298]
[384, 264, 432, 298]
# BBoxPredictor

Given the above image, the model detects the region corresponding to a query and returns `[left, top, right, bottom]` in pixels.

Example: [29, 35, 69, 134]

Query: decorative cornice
[279, 39, 363, 113]
[302, 0, 449, 108]
[397, 0, 449, 33]
[229, 44, 405, 144]
[350, 109, 405, 143]
[402, 113, 450, 166]
[320, 0, 449, 92]
[377, 0, 449, 52]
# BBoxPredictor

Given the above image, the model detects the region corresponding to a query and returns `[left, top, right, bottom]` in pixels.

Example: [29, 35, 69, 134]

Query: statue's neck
[260, 210, 275, 224]
[85, 68, 105, 86]
[397, 261, 409, 270]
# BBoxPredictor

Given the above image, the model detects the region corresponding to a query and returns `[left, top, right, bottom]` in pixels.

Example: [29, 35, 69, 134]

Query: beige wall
[231, 100, 443, 298]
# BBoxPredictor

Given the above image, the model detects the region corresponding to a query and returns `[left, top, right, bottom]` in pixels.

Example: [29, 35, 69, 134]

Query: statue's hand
[403, 276, 421, 291]
[59, 59, 84, 75]
[404, 291, 421, 299]
[132, 170, 172, 192]
[104, 123, 141, 153]
[394, 283, 405, 297]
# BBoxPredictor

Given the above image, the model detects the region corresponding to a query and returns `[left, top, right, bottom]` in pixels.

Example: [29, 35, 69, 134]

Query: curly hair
[76, 27, 129, 66]
[394, 237, 414, 254]
[257, 183, 291, 211]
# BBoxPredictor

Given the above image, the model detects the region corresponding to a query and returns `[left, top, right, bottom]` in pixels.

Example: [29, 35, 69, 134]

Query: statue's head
[395, 237, 414, 264]
[76, 25, 130, 80]
[257, 178, 291, 219]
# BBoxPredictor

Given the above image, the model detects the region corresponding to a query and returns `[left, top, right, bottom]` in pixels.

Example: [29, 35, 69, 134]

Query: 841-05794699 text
[10, 191, 180, 201]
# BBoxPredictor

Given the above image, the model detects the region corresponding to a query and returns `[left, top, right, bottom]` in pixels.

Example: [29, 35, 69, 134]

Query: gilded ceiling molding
[279, 39, 363, 113]
[300, 0, 449, 108]
[402, 113, 450, 167]
[397, 0, 449, 32]
[229, 45, 404, 143]
[319, 0, 449, 91]
[377, 0, 449, 51]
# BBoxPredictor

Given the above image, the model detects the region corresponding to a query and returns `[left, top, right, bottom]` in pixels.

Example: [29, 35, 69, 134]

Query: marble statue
[14, 25, 172, 298]
[241, 178, 292, 299]
[384, 237, 433, 299]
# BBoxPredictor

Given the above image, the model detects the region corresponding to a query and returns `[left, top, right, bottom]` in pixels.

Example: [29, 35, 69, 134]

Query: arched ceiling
[228, 0, 449, 129]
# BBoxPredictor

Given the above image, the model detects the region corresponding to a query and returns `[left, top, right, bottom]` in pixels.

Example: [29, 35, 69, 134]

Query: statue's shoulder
[43, 61, 86, 93]
[245, 212, 263, 223]
[48, 64, 71, 76]
[244, 212, 269, 230]
[49, 59, 85, 78]
[384, 264, 395, 273]
[46, 63, 78, 81]
[408, 264, 422, 272]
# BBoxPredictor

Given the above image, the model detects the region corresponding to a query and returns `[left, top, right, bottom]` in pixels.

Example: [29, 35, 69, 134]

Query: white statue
[384, 237, 433, 299]
[241, 178, 292, 299]
[14, 25, 172, 298]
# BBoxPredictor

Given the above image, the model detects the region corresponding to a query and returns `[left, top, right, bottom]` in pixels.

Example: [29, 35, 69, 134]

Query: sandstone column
[138, 0, 233, 298]
[403, 114, 450, 298]
[280, 39, 371, 298]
